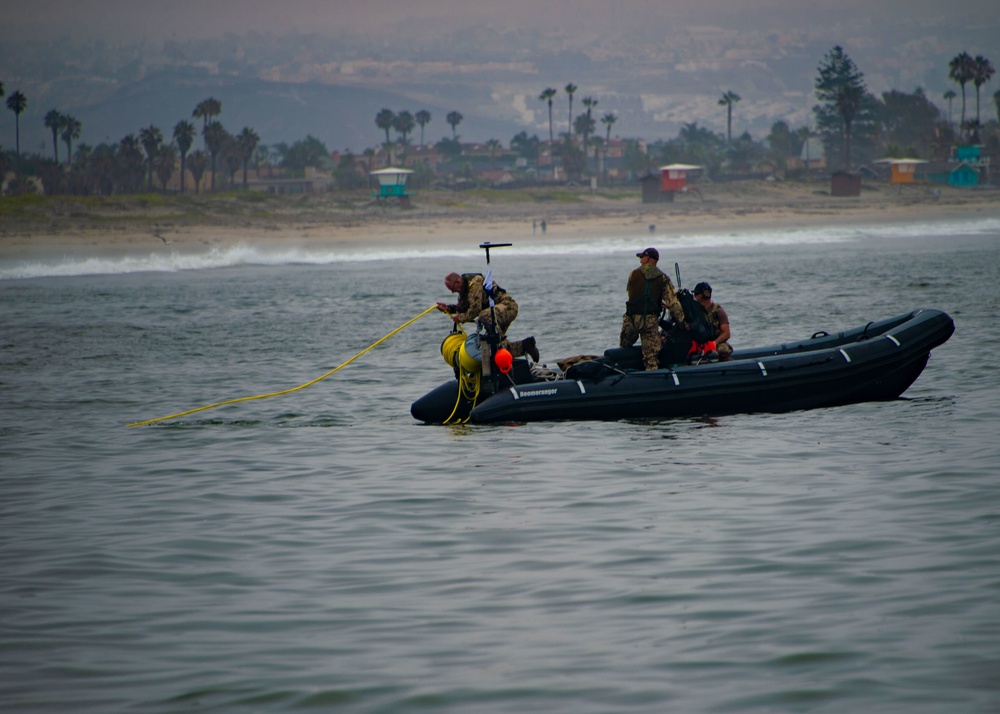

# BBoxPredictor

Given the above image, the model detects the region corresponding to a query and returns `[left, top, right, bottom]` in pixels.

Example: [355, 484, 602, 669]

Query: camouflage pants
[476, 299, 525, 357]
[717, 342, 733, 362]
[620, 314, 661, 370]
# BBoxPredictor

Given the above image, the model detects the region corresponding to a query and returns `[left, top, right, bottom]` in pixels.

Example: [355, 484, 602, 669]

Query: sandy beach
[1, 180, 998, 260]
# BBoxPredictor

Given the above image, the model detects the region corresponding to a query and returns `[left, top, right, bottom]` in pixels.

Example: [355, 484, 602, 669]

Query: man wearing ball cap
[620, 248, 685, 370]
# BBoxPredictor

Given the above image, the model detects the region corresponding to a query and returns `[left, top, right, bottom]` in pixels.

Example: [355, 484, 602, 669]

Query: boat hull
[411, 309, 955, 424]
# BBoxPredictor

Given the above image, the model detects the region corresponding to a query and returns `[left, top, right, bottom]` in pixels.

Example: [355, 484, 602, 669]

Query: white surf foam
[3, 217, 997, 280]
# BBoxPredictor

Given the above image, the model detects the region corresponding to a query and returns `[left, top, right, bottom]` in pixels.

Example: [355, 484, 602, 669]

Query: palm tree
[573, 111, 596, 178]
[138, 125, 163, 192]
[718, 90, 741, 146]
[415, 110, 431, 145]
[601, 112, 617, 181]
[539, 87, 557, 143]
[446, 110, 463, 140]
[6, 90, 27, 171]
[581, 96, 598, 171]
[601, 112, 617, 148]
[173, 120, 196, 194]
[60, 115, 82, 166]
[236, 126, 260, 189]
[116, 134, 146, 194]
[44, 110, 64, 162]
[187, 150, 208, 194]
[375, 108, 396, 164]
[971, 55, 995, 140]
[565, 83, 577, 135]
[375, 108, 395, 144]
[393, 110, 415, 144]
[485, 138, 502, 168]
[995, 89, 1000, 123]
[949, 52, 975, 140]
[943, 89, 957, 129]
[203, 121, 228, 192]
[192, 97, 222, 149]
[154, 145, 177, 192]
[222, 135, 241, 189]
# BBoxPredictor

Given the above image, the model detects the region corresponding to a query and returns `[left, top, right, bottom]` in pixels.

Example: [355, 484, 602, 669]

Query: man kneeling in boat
[621, 248, 686, 370]
[436, 272, 540, 362]
[693, 282, 732, 362]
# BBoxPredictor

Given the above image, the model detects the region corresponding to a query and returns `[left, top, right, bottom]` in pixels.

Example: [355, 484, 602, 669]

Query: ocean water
[2, 218, 999, 713]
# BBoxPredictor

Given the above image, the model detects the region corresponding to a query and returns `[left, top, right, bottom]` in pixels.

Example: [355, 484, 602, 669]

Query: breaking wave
[3, 217, 998, 280]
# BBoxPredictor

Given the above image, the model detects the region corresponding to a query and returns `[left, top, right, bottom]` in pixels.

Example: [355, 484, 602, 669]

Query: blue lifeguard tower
[370, 167, 413, 208]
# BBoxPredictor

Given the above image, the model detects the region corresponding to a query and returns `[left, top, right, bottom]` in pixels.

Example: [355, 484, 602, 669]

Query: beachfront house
[928, 162, 980, 188]
[800, 137, 826, 172]
[926, 146, 989, 188]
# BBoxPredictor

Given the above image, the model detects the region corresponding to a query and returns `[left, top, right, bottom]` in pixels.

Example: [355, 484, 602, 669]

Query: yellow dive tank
[441, 332, 482, 373]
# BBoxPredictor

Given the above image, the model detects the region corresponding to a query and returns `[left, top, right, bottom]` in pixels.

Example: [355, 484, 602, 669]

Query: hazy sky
[8, 0, 998, 42]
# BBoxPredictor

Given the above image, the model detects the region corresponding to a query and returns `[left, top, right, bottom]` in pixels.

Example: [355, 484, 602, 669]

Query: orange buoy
[494, 348, 513, 373]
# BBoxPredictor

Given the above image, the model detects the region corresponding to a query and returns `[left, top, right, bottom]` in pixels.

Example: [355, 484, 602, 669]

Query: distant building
[247, 166, 332, 194]
[831, 171, 861, 197]
[786, 137, 826, 172]
[929, 162, 980, 188]
[926, 146, 988, 188]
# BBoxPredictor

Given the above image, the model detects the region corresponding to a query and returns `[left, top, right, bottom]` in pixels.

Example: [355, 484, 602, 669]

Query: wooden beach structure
[830, 170, 862, 197]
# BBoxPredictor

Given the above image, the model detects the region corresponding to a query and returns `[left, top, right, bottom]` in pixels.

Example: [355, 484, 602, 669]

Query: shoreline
[2, 181, 998, 260]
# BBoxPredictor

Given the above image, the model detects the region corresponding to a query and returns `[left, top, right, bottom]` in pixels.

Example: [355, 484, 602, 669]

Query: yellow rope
[127, 305, 440, 427]
[443, 369, 481, 424]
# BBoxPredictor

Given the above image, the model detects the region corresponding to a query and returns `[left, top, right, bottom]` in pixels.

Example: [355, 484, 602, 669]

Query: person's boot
[522, 336, 540, 362]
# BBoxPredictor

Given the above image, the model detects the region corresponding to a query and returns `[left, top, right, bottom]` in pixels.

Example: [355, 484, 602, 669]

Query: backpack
[675, 289, 715, 344]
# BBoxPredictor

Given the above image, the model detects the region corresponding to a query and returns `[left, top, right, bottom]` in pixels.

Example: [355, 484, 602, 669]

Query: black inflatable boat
[411, 308, 955, 424]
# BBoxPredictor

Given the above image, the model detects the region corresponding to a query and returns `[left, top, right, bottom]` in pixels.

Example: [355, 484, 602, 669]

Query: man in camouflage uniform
[693, 282, 732, 362]
[436, 272, 539, 361]
[620, 248, 686, 370]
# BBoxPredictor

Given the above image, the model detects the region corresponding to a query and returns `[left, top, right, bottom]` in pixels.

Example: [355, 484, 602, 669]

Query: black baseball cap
[694, 282, 712, 295]
[636, 247, 659, 260]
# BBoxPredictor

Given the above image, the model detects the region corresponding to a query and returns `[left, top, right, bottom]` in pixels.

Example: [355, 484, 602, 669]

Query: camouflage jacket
[446, 273, 513, 323]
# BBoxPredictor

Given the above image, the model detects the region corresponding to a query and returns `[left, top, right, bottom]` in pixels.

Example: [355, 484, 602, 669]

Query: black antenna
[479, 241, 512, 265]
[476, 242, 512, 393]
[674, 262, 682, 289]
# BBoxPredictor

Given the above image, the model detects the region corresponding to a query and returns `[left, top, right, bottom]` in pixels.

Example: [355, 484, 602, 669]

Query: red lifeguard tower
[658, 164, 703, 199]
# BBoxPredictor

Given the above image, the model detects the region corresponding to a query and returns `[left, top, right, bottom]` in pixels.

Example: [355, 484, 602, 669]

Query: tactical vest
[703, 302, 723, 336]
[625, 269, 665, 316]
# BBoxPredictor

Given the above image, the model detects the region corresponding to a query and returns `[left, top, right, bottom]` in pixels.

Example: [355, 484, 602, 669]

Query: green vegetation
[2, 47, 998, 202]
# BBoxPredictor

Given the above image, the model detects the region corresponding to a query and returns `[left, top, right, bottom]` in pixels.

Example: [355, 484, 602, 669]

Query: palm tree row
[948, 52, 995, 141]
[0, 88, 260, 195]
[0, 88, 260, 194]
[373, 107, 446, 165]
[535, 84, 619, 176]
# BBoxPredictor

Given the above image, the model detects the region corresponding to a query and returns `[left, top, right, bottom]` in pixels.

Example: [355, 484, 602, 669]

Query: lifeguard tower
[370, 167, 413, 208]
[658, 164, 703, 201]
[883, 158, 927, 185]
